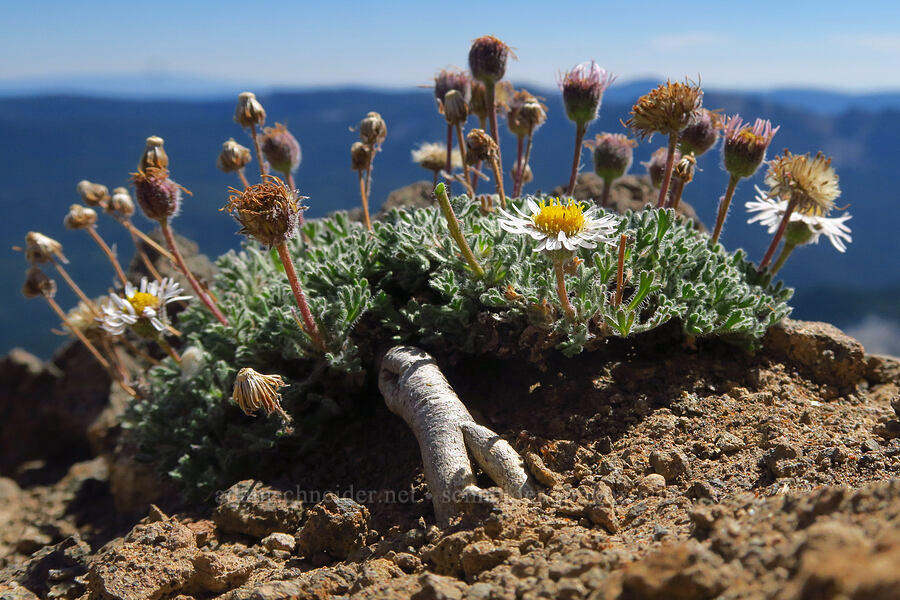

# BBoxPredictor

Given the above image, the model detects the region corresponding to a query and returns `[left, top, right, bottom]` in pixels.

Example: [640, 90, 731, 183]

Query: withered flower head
[24, 231, 67, 264]
[679, 108, 722, 157]
[626, 79, 703, 139]
[223, 176, 305, 246]
[22, 267, 56, 299]
[232, 367, 291, 421]
[468, 35, 511, 84]
[673, 153, 697, 184]
[234, 92, 266, 128]
[765, 150, 840, 216]
[411, 142, 461, 173]
[470, 81, 489, 120]
[351, 141, 373, 171]
[722, 115, 779, 179]
[107, 187, 135, 217]
[507, 89, 546, 137]
[465, 128, 498, 165]
[586, 133, 638, 183]
[76, 180, 110, 207]
[434, 68, 471, 107]
[510, 162, 533, 184]
[217, 138, 252, 173]
[61, 300, 103, 339]
[131, 167, 184, 222]
[442, 90, 469, 125]
[644, 146, 681, 188]
[261, 123, 301, 174]
[139, 136, 169, 172]
[359, 112, 387, 146]
[64, 204, 98, 230]
[559, 61, 614, 126]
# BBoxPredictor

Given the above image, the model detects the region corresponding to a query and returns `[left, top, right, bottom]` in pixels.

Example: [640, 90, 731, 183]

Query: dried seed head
[62, 300, 102, 338]
[511, 162, 533, 184]
[411, 142, 461, 173]
[559, 61, 614, 126]
[434, 68, 472, 107]
[217, 138, 252, 173]
[442, 90, 469, 125]
[723, 116, 779, 179]
[468, 35, 511, 85]
[470, 81, 490, 120]
[139, 136, 169, 172]
[22, 267, 56, 299]
[261, 123, 301, 174]
[626, 79, 703, 139]
[223, 176, 305, 246]
[673, 153, 697, 184]
[586, 133, 638, 183]
[234, 92, 266, 128]
[359, 112, 387, 146]
[232, 367, 291, 421]
[765, 150, 840, 216]
[351, 141, 373, 171]
[76, 180, 110, 207]
[24, 231, 67, 264]
[679, 108, 722, 157]
[107, 187, 135, 217]
[465, 128, 498, 165]
[644, 146, 681, 188]
[507, 90, 546, 137]
[64, 204, 98, 230]
[131, 167, 184, 222]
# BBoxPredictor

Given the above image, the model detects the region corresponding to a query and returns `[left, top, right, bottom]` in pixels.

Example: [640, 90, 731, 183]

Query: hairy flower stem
[553, 260, 576, 319]
[434, 183, 484, 278]
[566, 123, 587, 197]
[513, 136, 524, 197]
[668, 179, 686, 210]
[656, 135, 678, 208]
[712, 174, 740, 244]
[454, 124, 475, 198]
[486, 82, 502, 166]
[159, 221, 229, 327]
[51, 260, 100, 317]
[770, 241, 797, 276]
[120, 219, 175, 262]
[43, 295, 110, 370]
[600, 179, 612, 207]
[283, 172, 305, 227]
[615, 234, 627, 307]
[759, 196, 800, 271]
[85, 227, 128, 286]
[445, 124, 453, 196]
[357, 171, 372, 230]
[488, 155, 507, 209]
[275, 242, 326, 351]
[248, 126, 268, 179]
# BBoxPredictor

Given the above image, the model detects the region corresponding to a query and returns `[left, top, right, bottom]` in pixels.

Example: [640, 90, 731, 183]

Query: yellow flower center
[532, 198, 586, 236]
[128, 291, 159, 316]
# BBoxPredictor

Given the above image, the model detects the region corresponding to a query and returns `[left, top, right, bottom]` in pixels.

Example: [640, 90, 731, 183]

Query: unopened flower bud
[76, 180, 110, 207]
[587, 133, 637, 183]
[442, 90, 469, 125]
[107, 187, 135, 217]
[132, 167, 183, 222]
[470, 81, 490, 121]
[217, 138, 252, 173]
[673, 153, 697, 183]
[679, 109, 721, 157]
[261, 123, 301, 174]
[22, 267, 56, 299]
[223, 177, 305, 246]
[644, 147, 680, 188]
[723, 116, 779, 179]
[465, 129, 498, 165]
[351, 142, 373, 171]
[24, 231, 67, 264]
[64, 204, 98, 230]
[468, 35, 511, 85]
[507, 90, 546, 137]
[560, 62, 614, 126]
[139, 136, 169, 172]
[434, 68, 471, 107]
[234, 92, 266, 128]
[359, 112, 387, 146]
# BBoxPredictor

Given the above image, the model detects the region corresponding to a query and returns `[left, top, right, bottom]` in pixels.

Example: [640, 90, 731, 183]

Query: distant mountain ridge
[2, 87, 898, 356]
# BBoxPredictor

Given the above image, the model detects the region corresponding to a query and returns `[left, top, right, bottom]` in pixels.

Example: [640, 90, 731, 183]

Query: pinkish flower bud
[559, 62, 614, 126]
[644, 146, 681, 188]
[434, 68, 471, 107]
[132, 167, 184, 222]
[468, 35, 511, 85]
[261, 123, 301, 174]
[723, 116, 779, 179]
[587, 133, 638, 183]
[679, 109, 722, 157]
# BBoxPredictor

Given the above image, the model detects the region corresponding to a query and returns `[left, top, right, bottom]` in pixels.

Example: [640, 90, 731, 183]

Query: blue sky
[3, 0, 900, 91]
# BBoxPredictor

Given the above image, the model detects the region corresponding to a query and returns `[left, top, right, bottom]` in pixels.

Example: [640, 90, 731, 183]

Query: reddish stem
[249, 126, 268, 179]
[160, 221, 229, 327]
[553, 260, 576, 320]
[276, 242, 326, 351]
[759, 196, 799, 271]
[513, 135, 524, 197]
[656, 134, 678, 208]
[600, 178, 612, 207]
[712, 174, 739, 244]
[566, 122, 587, 197]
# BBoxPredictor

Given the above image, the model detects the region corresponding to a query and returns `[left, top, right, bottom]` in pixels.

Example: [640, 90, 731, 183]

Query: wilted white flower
[99, 277, 191, 337]
[498, 196, 619, 254]
[746, 185, 852, 252]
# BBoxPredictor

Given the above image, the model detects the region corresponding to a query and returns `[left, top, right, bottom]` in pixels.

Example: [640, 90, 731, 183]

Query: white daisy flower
[746, 185, 852, 252]
[498, 196, 620, 254]
[99, 277, 192, 337]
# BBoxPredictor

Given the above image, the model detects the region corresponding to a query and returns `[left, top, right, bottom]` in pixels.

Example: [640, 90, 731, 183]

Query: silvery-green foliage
[133, 197, 791, 497]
